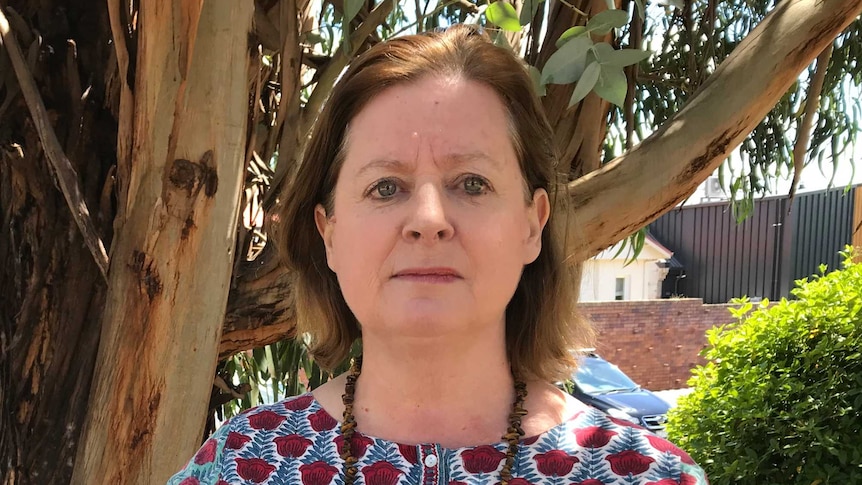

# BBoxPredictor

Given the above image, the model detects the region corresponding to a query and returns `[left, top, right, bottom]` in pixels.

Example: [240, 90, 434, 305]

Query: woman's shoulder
[520, 405, 708, 484]
[166, 393, 340, 484]
[227, 392, 340, 437]
[563, 406, 689, 451]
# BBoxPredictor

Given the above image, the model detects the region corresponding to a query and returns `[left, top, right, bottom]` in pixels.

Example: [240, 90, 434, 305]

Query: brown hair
[276, 25, 592, 382]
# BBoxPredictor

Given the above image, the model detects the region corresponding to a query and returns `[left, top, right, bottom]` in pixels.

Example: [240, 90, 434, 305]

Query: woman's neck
[347, 329, 517, 446]
[311, 325, 583, 448]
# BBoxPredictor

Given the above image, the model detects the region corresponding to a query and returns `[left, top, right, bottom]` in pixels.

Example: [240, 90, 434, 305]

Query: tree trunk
[67, 1, 253, 483]
[1, 2, 114, 483]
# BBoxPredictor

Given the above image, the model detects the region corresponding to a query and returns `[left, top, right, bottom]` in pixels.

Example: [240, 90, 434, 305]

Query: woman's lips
[392, 268, 462, 283]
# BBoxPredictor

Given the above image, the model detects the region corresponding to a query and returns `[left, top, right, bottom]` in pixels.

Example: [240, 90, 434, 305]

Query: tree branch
[223, 246, 296, 359]
[300, 0, 396, 138]
[0, 6, 110, 279]
[107, 0, 135, 233]
[564, 0, 862, 261]
[264, 0, 305, 211]
[790, 43, 833, 203]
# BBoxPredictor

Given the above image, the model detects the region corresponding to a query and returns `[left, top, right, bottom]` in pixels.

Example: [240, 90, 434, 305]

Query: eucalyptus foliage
[667, 247, 862, 484]
[620, 1, 861, 212]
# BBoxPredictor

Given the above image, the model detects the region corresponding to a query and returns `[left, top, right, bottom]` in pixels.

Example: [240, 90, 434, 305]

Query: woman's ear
[314, 204, 337, 272]
[524, 188, 550, 264]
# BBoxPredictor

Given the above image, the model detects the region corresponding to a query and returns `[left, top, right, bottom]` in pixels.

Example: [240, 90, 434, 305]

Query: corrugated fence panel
[790, 186, 856, 282]
[854, 189, 862, 256]
[650, 185, 857, 303]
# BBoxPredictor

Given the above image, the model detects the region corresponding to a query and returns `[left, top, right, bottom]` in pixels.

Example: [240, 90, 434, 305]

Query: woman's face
[315, 76, 549, 340]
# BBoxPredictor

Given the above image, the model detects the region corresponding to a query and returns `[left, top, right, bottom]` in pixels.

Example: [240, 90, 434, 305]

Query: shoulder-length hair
[276, 25, 593, 382]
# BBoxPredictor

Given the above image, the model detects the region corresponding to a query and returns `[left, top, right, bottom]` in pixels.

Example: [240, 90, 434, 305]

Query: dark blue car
[567, 352, 671, 437]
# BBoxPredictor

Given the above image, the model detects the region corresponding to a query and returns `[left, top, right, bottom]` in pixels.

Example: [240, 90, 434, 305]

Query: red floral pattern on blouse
[606, 450, 656, 476]
[193, 439, 217, 465]
[575, 425, 618, 448]
[224, 431, 251, 450]
[535, 449, 580, 476]
[246, 410, 285, 430]
[461, 445, 506, 473]
[299, 461, 338, 485]
[235, 457, 276, 482]
[274, 433, 314, 458]
[167, 393, 709, 485]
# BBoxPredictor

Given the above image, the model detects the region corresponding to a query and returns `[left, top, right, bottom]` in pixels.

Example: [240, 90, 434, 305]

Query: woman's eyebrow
[355, 158, 411, 178]
[444, 151, 501, 170]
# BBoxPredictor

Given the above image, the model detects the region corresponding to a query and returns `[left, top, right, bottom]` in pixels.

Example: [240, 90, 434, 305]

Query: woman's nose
[402, 183, 455, 242]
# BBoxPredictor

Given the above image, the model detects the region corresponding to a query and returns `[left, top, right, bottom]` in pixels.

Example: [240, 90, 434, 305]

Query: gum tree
[1, 0, 860, 483]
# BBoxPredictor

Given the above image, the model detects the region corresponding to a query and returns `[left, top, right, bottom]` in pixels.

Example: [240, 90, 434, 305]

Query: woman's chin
[366, 306, 503, 341]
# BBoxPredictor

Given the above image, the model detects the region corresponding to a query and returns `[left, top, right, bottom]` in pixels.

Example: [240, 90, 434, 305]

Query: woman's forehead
[339, 77, 517, 173]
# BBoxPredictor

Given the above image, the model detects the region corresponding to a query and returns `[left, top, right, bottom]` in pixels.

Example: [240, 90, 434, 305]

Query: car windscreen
[574, 357, 640, 394]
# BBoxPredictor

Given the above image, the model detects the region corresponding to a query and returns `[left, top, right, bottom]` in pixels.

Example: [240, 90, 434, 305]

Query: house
[579, 235, 673, 302]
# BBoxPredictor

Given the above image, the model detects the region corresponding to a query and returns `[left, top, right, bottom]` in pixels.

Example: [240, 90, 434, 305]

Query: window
[615, 277, 627, 300]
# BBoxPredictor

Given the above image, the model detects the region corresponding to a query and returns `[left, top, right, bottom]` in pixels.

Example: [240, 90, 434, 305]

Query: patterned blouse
[168, 393, 708, 485]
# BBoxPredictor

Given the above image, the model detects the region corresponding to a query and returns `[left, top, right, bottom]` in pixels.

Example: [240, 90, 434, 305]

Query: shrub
[667, 247, 862, 485]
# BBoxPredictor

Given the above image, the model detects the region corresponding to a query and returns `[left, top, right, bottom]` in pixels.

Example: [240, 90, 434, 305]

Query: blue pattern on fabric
[167, 392, 709, 484]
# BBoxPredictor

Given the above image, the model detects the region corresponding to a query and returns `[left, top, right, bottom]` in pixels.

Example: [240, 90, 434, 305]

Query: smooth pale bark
[563, 0, 862, 261]
[220, 0, 862, 355]
[71, 2, 253, 484]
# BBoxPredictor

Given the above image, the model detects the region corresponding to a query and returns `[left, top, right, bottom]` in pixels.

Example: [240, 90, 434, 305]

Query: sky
[691, 144, 861, 203]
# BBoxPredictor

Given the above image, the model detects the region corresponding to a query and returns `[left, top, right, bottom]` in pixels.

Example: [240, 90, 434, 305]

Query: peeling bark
[70, 2, 253, 483]
[1, 2, 114, 483]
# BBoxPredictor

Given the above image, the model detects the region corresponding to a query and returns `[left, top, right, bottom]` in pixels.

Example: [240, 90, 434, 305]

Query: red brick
[578, 299, 735, 390]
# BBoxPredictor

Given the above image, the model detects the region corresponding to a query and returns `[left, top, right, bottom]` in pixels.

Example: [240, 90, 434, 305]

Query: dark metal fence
[649, 185, 858, 303]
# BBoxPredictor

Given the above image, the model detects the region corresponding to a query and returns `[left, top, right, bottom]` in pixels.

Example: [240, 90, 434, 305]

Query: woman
[169, 25, 708, 485]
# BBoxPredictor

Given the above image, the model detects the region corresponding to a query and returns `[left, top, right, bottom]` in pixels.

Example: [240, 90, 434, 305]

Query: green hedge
[667, 248, 862, 485]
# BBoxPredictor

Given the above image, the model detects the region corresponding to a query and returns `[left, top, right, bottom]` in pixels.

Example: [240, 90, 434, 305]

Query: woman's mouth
[392, 267, 462, 283]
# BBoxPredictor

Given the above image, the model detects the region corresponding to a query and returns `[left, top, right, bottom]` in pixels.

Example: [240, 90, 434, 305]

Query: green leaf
[541, 35, 593, 85]
[603, 48, 651, 67]
[568, 61, 600, 107]
[586, 9, 629, 36]
[556, 26, 588, 47]
[623, 228, 647, 266]
[528, 65, 546, 96]
[305, 32, 326, 46]
[341, 27, 352, 56]
[492, 30, 512, 50]
[593, 64, 627, 107]
[591, 42, 616, 63]
[343, 0, 364, 24]
[520, 0, 544, 26]
[486, 2, 521, 32]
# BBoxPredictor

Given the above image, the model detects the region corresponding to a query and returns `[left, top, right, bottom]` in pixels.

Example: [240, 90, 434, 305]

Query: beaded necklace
[339, 355, 528, 485]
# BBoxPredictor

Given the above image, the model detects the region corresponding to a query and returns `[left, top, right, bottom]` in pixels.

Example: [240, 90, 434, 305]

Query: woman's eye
[463, 176, 488, 195]
[373, 180, 398, 198]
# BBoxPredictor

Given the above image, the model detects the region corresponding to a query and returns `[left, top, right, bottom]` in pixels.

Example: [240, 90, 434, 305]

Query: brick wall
[578, 299, 736, 391]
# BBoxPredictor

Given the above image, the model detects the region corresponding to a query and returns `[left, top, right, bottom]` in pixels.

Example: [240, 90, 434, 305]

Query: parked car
[566, 351, 671, 438]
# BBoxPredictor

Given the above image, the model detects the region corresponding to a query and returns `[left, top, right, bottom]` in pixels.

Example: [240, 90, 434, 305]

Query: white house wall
[579, 241, 672, 302]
